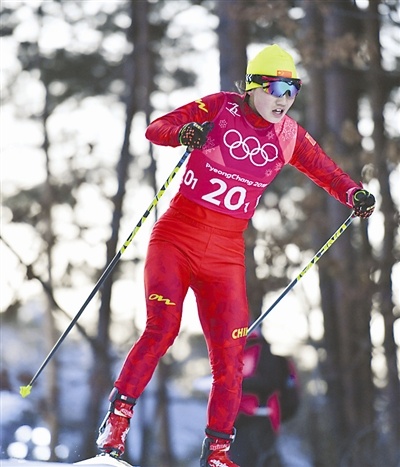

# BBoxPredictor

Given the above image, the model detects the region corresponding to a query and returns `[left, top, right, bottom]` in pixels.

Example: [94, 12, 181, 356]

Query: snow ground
[2, 462, 73, 467]
[1, 461, 141, 467]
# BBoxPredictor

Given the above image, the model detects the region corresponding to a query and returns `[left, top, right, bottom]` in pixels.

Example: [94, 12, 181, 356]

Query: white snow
[2, 460, 141, 467]
[2, 461, 75, 467]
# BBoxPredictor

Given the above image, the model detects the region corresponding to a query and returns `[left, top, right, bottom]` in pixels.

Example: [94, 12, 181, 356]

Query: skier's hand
[353, 189, 375, 218]
[178, 121, 213, 149]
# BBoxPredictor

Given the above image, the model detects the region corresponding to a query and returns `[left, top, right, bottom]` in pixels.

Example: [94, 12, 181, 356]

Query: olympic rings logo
[223, 129, 278, 167]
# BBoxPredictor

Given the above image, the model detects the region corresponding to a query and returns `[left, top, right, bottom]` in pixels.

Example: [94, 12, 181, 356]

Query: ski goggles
[246, 74, 302, 98]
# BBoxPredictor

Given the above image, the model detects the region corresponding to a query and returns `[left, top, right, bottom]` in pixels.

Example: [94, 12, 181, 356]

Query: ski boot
[96, 388, 136, 458]
[200, 427, 239, 467]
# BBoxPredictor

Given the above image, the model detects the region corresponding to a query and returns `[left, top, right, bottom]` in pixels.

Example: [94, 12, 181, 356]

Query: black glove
[353, 189, 375, 218]
[178, 121, 213, 149]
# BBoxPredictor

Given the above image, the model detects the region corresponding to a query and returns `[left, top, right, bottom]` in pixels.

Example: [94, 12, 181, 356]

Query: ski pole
[248, 211, 356, 335]
[20, 147, 192, 398]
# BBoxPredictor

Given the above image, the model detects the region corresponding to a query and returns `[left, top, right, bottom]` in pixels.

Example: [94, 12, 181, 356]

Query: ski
[74, 453, 139, 467]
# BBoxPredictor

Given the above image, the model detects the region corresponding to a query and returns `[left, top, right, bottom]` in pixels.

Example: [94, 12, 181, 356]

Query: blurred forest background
[1, 1, 399, 466]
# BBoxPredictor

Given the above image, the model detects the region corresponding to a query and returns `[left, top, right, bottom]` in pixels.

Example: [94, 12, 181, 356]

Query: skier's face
[250, 87, 295, 123]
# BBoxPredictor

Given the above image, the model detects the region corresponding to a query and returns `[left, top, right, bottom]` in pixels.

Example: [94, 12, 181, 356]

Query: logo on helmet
[277, 70, 293, 78]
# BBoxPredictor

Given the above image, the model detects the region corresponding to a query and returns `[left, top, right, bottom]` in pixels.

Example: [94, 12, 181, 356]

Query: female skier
[96, 44, 375, 467]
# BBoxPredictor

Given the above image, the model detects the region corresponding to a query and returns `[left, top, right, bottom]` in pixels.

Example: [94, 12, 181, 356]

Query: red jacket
[146, 92, 360, 218]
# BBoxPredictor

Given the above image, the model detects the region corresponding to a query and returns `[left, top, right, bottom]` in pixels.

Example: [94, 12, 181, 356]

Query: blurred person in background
[230, 328, 299, 467]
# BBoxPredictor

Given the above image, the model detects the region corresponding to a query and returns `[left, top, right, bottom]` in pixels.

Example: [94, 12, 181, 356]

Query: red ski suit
[115, 92, 359, 435]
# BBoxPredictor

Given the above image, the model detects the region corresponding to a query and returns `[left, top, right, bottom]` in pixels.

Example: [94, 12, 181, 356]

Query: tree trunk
[365, 0, 400, 462]
[319, 3, 375, 464]
[217, 0, 248, 92]
[81, 0, 148, 459]
[299, 3, 338, 463]
[42, 88, 60, 461]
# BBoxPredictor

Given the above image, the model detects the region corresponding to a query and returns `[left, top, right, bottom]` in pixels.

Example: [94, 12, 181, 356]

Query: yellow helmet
[245, 44, 300, 91]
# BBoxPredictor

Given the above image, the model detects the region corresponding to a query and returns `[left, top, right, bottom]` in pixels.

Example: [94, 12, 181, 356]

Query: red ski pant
[115, 204, 249, 434]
